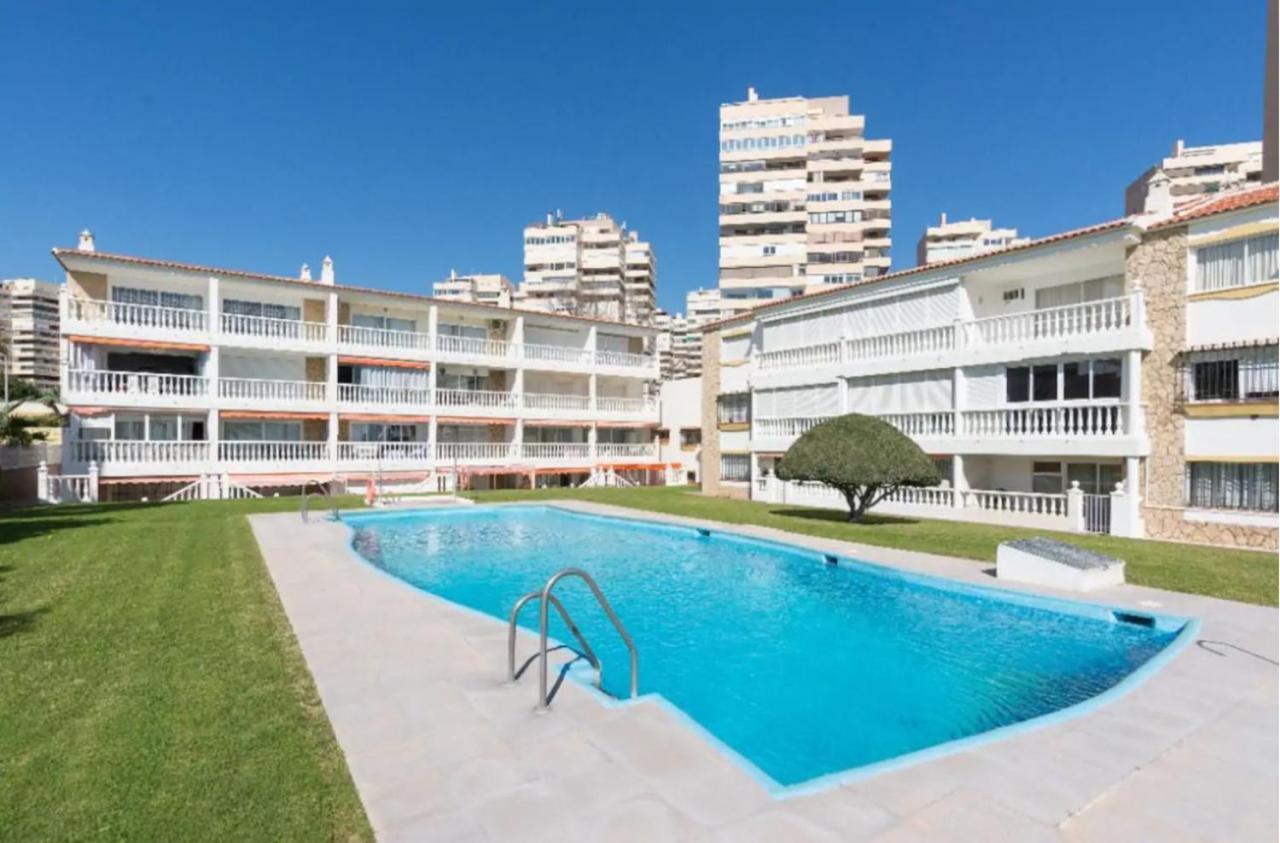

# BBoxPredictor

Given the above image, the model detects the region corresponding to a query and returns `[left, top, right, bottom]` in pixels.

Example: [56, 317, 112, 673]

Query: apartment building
[668, 287, 728, 378]
[700, 184, 1278, 550]
[431, 271, 514, 308]
[517, 212, 657, 325]
[718, 87, 892, 315]
[916, 214, 1027, 265]
[0, 277, 61, 390]
[1126, 139, 1264, 214]
[50, 231, 668, 501]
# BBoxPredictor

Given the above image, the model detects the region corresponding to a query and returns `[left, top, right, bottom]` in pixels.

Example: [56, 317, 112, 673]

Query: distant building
[1126, 139, 1264, 215]
[718, 87, 892, 315]
[517, 211, 657, 324]
[1, 277, 61, 390]
[432, 271, 514, 308]
[916, 213, 1027, 265]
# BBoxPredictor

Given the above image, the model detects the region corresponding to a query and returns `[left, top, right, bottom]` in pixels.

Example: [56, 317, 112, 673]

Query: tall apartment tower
[916, 213, 1027, 265]
[432, 271, 514, 308]
[717, 87, 891, 315]
[1125, 139, 1264, 215]
[518, 211, 657, 324]
[0, 277, 62, 390]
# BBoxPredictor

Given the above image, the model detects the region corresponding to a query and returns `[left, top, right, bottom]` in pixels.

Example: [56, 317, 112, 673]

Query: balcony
[596, 443, 656, 461]
[219, 377, 326, 407]
[64, 299, 207, 341]
[755, 293, 1149, 381]
[436, 442, 518, 464]
[753, 404, 1142, 457]
[338, 324, 432, 357]
[71, 439, 212, 476]
[336, 441, 433, 465]
[219, 313, 328, 351]
[435, 335, 513, 364]
[522, 342, 593, 368]
[521, 442, 592, 462]
[66, 370, 208, 407]
[523, 392, 591, 413]
[337, 383, 432, 409]
[219, 440, 331, 472]
[596, 396, 657, 416]
[435, 388, 518, 412]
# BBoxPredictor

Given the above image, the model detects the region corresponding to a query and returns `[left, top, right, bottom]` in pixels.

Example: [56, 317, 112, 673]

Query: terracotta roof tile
[1151, 183, 1278, 229]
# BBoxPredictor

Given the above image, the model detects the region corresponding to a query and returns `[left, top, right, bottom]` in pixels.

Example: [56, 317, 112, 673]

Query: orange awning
[221, 410, 329, 421]
[596, 421, 658, 428]
[337, 356, 431, 370]
[101, 475, 200, 485]
[597, 463, 668, 471]
[437, 416, 516, 425]
[335, 471, 431, 482]
[229, 473, 334, 487]
[340, 413, 432, 423]
[68, 335, 208, 352]
[68, 405, 112, 416]
[533, 467, 592, 475]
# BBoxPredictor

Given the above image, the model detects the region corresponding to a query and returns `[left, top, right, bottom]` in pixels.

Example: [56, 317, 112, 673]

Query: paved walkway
[250, 502, 1278, 842]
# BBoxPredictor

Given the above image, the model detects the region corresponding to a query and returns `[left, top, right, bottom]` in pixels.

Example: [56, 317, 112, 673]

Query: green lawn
[0, 497, 373, 842]
[468, 485, 1278, 607]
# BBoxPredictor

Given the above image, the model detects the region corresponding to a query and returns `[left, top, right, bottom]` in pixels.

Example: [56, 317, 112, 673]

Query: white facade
[1, 277, 62, 389]
[658, 376, 702, 483]
[517, 212, 657, 326]
[916, 213, 1027, 266]
[1126, 139, 1264, 215]
[718, 88, 892, 315]
[53, 237, 664, 498]
[432, 272, 514, 308]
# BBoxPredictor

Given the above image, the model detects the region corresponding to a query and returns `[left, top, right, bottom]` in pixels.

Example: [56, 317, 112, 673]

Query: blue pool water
[344, 505, 1189, 789]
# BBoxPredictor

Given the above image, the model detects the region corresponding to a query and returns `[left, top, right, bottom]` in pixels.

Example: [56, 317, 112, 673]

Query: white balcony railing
[220, 313, 328, 343]
[219, 378, 325, 402]
[219, 440, 330, 462]
[596, 443, 654, 459]
[757, 294, 1141, 372]
[595, 349, 654, 369]
[73, 440, 211, 464]
[961, 405, 1128, 438]
[521, 442, 591, 460]
[66, 299, 207, 332]
[337, 384, 432, 405]
[68, 370, 208, 398]
[757, 341, 841, 371]
[435, 335, 512, 359]
[523, 343, 592, 366]
[337, 324, 432, 352]
[880, 411, 954, 437]
[436, 442, 517, 462]
[969, 295, 1133, 346]
[884, 486, 956, 507]
[753, 416, 833, 438]
[435, 389, 518, 410]
[596, 396, 653, 414]
[522, 392, 591, 412]
[960, 489, 1068, 517]
[336, 442, 433, 462]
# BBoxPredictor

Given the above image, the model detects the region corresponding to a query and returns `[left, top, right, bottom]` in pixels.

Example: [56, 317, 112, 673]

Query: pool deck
[249, 502, 1278, 842]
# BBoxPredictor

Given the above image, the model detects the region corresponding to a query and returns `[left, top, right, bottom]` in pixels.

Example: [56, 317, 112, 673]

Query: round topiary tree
[776, 413, 939, 522]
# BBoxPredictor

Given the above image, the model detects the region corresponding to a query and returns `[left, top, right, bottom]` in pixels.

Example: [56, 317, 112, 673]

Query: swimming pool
[344, 505, 1193, 791]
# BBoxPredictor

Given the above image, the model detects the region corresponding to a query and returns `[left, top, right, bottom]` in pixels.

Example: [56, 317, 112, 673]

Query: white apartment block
[517, 212, 657, 325]
[49, 231, 671, 502]
[718, 87, 892, 315]
[669, 287, 727, 379]
[702, 184, 1279, 550]
[431, 271, 514, 308]
[1, 277, 62, 390]
[916, 213, 1027, 266]
[1126, 139, 1264, 215]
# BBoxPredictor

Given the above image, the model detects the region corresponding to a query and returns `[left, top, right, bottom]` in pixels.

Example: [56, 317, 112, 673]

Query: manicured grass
[468, 485, 1278, 607]
[0, 497, 373, 842]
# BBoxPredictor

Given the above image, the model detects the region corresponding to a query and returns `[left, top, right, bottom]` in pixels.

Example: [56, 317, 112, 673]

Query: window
[1006, 366, 1030, 403]
[1063, 362, 1090, 400]
[762, 245, 776, 256]
[1007, 358, 1122, 403]
[1034, 277, 1124, 310]
[114, 418, 146, 440]
[1032, 461, 1063, 494]
[720, 454, 751, 483]
[223, 299, 301, 321]
[680, 428, 702, 447]
[1180, 345, 1278, 402]
[1194, 234, 1279, 292]
[716, 392, 751, 425]
[112, 286, 204, 311]
[1186, 463, 1278, 512]
[353, 314, 416, 333]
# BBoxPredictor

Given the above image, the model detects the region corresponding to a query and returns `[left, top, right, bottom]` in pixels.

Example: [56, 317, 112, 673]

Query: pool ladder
[507, 567, 638, 711]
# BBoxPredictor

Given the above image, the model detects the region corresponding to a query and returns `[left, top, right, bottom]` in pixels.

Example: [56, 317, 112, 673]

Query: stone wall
[1128, 226, 1278, 550]
[699, 330, 722, 495]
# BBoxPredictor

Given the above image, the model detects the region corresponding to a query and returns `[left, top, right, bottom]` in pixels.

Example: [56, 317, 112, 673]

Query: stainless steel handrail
[507, 590, 600, 684]
[300, 478, 338, 522]
[536, 567, 638, 710]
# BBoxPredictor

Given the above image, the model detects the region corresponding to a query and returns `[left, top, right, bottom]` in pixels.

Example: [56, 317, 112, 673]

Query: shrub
[776, 413, 939, 522]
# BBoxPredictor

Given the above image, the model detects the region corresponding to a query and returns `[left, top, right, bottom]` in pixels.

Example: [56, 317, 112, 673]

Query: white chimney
[940, 212, 948, 225]
[747, 86, 759, 102]
[300, 263, 312, 281]
[546, 211, 553, 225]
[320, 255, 335, 285]
[1172, 138, 1185, 156]
[450, 268, 457, 280]
[1144, 172, 1174, 217]
[78, 229, 96, 252]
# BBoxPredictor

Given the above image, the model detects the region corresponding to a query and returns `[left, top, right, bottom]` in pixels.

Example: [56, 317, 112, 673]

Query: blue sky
[0, 1, 1268, 314]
